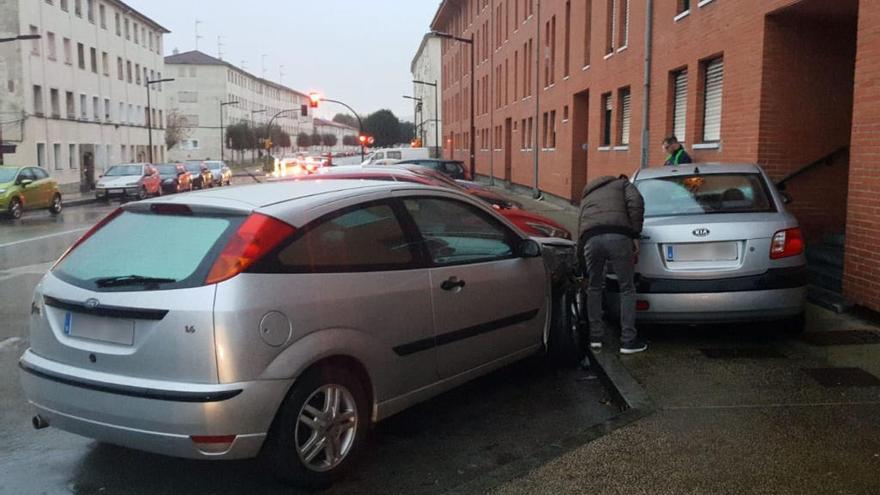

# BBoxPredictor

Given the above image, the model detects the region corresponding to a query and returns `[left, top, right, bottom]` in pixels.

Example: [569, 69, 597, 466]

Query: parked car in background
[156, 164, 193, 194]
[394, 164, 518, 209]
[0, 166, 63, 219]
[306, 166, 571, 239]
[396, 158, 471, 181]
[204, 160, 232, 187]
[184, 161, 212, 189]
[606, 163, 807, 332]
[20, 180, 581, 488]
[361, 147, 430, 165]
[95, 164, 161, 201]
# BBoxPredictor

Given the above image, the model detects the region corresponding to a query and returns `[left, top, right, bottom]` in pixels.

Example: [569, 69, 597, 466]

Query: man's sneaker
[590, 339, 603, 350]
[620, 339, 648, 355]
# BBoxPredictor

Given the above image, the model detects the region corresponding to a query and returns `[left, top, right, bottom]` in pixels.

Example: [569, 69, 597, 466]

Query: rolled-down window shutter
[702, 59, 723, 142]
[620, 89, 631, 145]
[673, 70, 688, 142]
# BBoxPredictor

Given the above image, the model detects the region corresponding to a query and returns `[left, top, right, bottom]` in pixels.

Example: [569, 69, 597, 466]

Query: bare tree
[165, 110, 194, 150]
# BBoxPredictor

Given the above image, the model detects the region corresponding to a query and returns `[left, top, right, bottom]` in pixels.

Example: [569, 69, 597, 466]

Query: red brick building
[431, 0, 880, 311]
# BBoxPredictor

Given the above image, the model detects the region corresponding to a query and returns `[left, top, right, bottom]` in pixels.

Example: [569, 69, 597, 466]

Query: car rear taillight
[770, 228, 804, 259]
[205, 213, 295, 284]
[51, 207, 124, 270]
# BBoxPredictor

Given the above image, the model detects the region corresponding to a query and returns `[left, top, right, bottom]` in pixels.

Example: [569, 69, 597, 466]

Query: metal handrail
[776, 146, 848, 190]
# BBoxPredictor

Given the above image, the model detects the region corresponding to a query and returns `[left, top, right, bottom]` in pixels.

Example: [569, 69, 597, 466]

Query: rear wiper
[95, 275, 177, 288]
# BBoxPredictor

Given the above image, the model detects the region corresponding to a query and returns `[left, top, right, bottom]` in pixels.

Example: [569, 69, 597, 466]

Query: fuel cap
[259, 311, 292, 347]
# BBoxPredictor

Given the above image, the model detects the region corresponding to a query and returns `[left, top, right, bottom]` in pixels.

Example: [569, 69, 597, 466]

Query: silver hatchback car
[19, 180, 581, 487]
[607, 163, 807, 331]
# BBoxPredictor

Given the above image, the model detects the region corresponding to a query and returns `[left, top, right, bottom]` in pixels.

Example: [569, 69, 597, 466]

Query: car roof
[634, 163, 763, 180]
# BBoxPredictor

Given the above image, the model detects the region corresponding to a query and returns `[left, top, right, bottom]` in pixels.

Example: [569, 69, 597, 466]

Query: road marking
[664, 400, 880, 411]
[0, 337, 24, 351]
[0, 228, 88, 249]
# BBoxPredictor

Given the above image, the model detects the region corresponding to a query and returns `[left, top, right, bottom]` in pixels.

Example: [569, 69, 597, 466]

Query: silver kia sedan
[19, 180, 581, 488]
[607, 163, 807, 332]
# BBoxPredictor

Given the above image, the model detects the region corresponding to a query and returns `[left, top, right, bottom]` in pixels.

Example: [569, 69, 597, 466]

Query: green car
[0, 166, 63, 219]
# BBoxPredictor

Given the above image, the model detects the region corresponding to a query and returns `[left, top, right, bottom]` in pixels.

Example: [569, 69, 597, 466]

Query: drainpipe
[489, 1, 495, 185]
[639, 0, 654, 169]
[533, 0, 542, 199]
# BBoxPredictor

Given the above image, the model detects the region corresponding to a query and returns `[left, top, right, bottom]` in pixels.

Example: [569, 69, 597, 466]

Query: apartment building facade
[164, 50, 312, 162]
[0, 0, 168, 191]
[432, 0, 880, 311]
[311, 117, 358, 153]
[411, 34, 443, 157]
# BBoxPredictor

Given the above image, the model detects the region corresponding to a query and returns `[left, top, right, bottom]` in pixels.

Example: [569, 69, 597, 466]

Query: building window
[86, 0, 94, 23]
[69, 144, 78, 169]
[677, 0, 690, 14]
[117, 57, 123, 80]
[77, 43, 85, 69]
[90, 47, 97, 73]
[125, 18, 130, 39]
[527, 116, 534, 149]
[118, 102, 124, 122]
[584, 0, 593, 67]
[74, 0, 82, 17]
[564, 1, 571, 77]
[54, 144, 62, 171]
[33, 85, 44, 116]
[45, 32, 56, 60]
[100, 51, 108, 76]
[618, 87, 631, 145]
[65, 91, 75, 118]
[104, 98, 111, 120]
[135, 63, 141, 84]
[60, 0, 68, 11]
[605, 0, 615, 55]
[133, 22, 139, 44]
[618, 0, 630, 49]
[601, 92, 612, 146]
[62, 38, 71, 64]
[115, 12, 121, 35]
[99, 4, 106, 28]
[49, 89, 60, 118]
[671, 69, 688, 142]
[37, 143, 46, 168]
[563, 105, 570, 121]
[29, 26, 40, 55]
[93, 97, 99, 121]
[80, 94, 87, 119]
[701, 57, 723, 142]
[542, 112, 548, 148]
[549, 110, 557, 148]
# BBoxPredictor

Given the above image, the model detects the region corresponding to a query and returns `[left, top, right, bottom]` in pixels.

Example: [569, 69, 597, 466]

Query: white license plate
[108, 189, 123, 194]
[666, 242, 738, 262]
[64, 312, 135, 346]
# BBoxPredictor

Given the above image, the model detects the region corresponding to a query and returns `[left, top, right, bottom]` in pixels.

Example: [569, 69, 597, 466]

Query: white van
[361, 147, 430, 165]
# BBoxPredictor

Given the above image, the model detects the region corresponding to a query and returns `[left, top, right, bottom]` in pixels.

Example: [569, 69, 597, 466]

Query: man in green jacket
[663, 136, 692, 166]
[578, 175, 647, 354]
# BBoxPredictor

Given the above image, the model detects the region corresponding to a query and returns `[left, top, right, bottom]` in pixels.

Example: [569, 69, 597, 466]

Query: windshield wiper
[95, 275, 177, 288]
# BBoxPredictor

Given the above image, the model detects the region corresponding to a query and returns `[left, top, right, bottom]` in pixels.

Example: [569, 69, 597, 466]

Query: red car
[299, 166, 572, 239]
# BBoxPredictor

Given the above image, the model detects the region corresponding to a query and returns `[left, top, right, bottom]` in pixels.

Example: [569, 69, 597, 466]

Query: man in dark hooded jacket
[578, 175, 647, 354]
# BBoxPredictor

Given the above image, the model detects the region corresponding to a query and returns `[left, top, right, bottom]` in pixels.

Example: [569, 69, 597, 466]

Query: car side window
[443, 162, 461, 174]
[403, 198, 515, 266]
[18, 168, 36, 182]
[387, 151, 402, 160]
[32, 168, 49, 180]
[374, 152, 384, 160]
[273, 203, 416, 272]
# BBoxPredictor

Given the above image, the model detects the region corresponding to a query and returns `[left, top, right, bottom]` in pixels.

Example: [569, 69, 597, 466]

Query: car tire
[48, 194, 62, 215]
[546, 285, 587, 367]
[8, 197, 23, 219]
[781, 313, 806, 336]
[263, 365, 369, 489]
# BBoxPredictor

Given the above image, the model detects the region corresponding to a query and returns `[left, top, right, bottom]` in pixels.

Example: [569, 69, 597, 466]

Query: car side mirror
[19, 179, 33, 187]
[519, 239, 542, 258]
[781, 192, 793, 205]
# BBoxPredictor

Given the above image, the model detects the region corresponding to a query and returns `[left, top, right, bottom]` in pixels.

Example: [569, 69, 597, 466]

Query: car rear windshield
[635, 173, 776, 218]
[106, 165, 143, 176]
[0, 168, 18, 183]
[155, 165, 178, 175]
[185, 163, 202, 172]
[205, 162, 222, 170]
[53, 210, 242, 291]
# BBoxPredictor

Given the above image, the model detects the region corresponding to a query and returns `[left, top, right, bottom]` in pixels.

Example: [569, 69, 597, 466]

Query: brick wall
[844, 0, 880, 311]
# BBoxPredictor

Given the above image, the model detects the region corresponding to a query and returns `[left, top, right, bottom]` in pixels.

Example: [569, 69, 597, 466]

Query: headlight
[0, 189, 6, 194]
[125, 182, 139, 187]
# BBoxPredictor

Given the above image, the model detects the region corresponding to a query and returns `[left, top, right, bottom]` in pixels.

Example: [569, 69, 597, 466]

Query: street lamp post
[413, 80, 439, 159]
[219, 100, 239, 162]
[145, 78, 174, 164]
[250, 109, 267, 161]
[0, 34, 41, 165]
[403, 95, 423, 145]
[429, 32, 473, 177]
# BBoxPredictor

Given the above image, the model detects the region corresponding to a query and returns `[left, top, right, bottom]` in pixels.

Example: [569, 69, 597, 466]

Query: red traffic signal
[308, 92, 321, 108]
[358, 134, 367, 144]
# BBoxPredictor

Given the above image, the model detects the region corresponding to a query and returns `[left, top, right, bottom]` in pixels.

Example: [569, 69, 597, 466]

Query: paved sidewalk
[478, 183, 880, 495]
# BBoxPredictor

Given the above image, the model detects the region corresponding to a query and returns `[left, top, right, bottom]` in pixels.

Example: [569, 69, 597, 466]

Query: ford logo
[693, 228, 711, 237]
[84, 298, 100, 309]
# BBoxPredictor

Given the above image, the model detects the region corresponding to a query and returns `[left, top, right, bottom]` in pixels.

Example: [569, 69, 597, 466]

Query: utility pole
[217, 35, 225, 60]
[219, 100, 239, 162]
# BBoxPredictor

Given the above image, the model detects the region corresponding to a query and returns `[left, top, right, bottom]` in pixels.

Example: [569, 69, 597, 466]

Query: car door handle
[441, 277, 466, 291]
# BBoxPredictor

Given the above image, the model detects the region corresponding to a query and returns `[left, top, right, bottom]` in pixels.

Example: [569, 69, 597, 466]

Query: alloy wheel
[294, 384, 358, 473]
[50, 195, 62, 214]
[9, 199, 22, 219]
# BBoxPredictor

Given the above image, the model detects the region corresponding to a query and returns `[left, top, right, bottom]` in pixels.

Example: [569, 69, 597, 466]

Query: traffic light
[309, 93, 321, 108]
[263, 138, 273, 150]
[358, 134, 367, 145]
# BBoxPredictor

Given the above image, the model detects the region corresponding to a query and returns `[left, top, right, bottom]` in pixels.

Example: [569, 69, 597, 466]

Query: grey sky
[126, 0, 442, 121]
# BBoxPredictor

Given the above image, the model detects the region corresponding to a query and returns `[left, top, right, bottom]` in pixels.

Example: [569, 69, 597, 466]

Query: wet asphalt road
[0, 197, 617, 495]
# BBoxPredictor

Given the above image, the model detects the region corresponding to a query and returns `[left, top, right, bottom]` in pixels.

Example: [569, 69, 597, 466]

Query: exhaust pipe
[32, 415, 49, 430]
